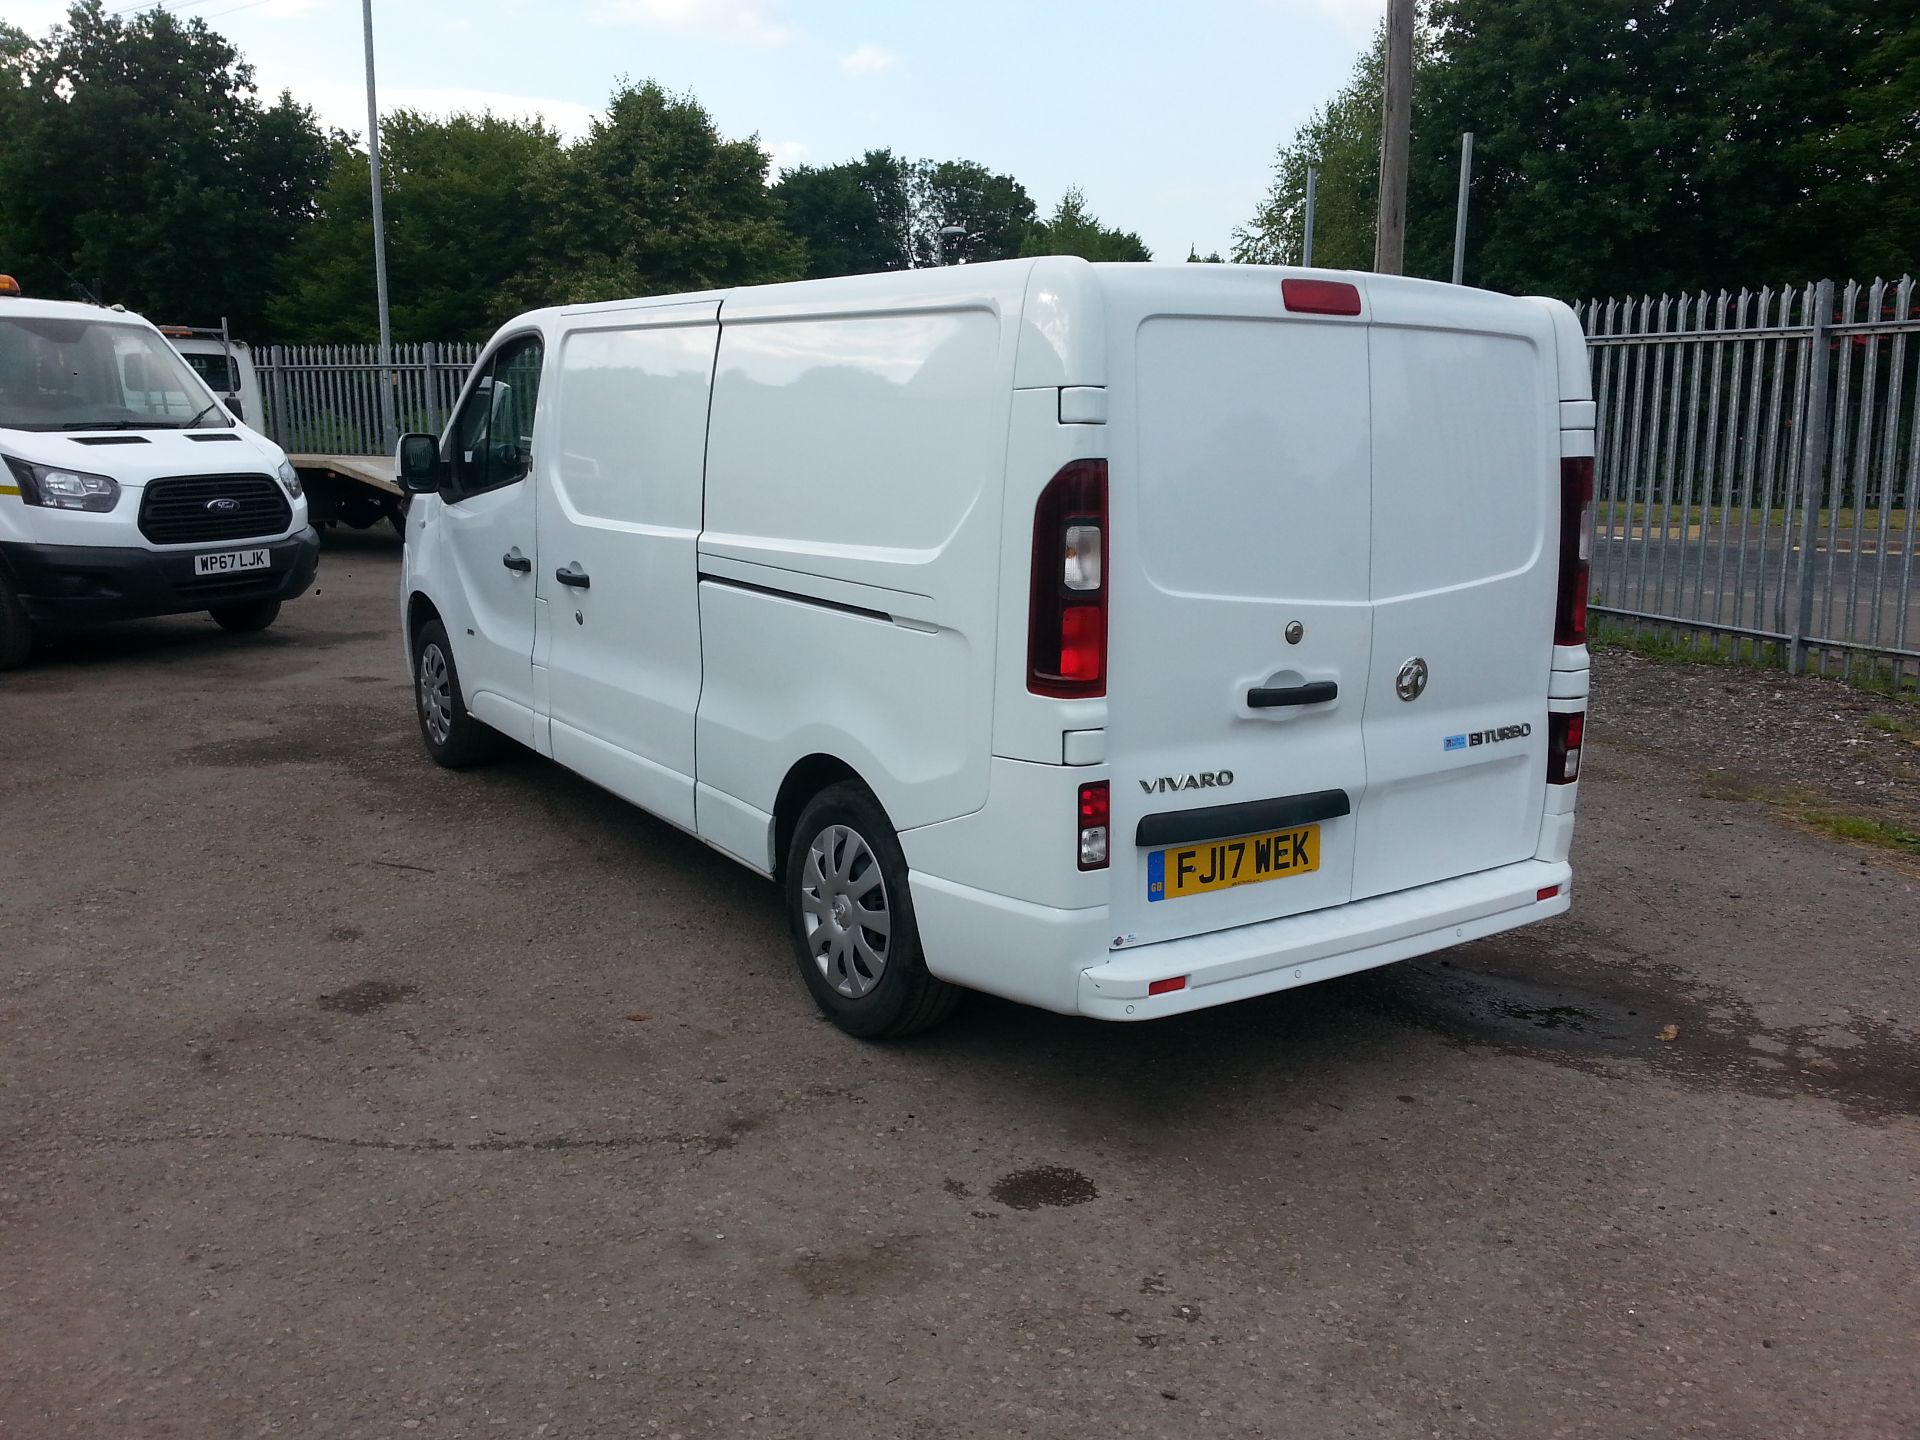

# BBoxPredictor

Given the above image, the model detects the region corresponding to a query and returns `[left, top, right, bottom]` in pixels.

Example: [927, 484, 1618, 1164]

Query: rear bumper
[910, 856, 1571, 1021]
[0, 529, 319, 624]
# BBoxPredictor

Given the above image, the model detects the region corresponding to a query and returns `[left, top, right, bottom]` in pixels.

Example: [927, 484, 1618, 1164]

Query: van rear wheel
[784, 783, 961, 1039]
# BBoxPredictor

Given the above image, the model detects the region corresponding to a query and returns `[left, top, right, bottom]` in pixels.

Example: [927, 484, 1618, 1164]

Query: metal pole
[1374, 0, 1414, 274]
[361, 0, 396, 452]
[1790, 279, 1834, 674]
[1302, 166, 1317, 268]
[1450, 131, 1474, 285]
[217, 315, 236, 413]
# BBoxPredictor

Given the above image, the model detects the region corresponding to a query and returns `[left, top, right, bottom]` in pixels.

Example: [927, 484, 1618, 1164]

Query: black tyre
[412, 617, 501, 768]
[783, 782, 961, 1039]
[0, 570, 33, 670]
[209, 599, 281, 633]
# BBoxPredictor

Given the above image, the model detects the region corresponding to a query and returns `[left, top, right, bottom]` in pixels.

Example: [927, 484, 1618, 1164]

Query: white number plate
[194, 548, 271, 576]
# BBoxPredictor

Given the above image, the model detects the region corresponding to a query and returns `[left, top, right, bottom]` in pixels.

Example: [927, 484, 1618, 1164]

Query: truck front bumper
[0, 528, 320, 624]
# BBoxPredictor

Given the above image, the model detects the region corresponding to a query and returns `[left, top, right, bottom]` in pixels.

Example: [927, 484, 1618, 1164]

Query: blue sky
[4, 0, 1379, 260]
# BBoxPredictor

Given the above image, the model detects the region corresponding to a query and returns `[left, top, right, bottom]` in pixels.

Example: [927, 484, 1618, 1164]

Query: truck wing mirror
[396, 433, 446, 493]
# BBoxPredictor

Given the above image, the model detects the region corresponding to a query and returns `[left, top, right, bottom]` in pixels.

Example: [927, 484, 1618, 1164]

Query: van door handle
[554, 565, 590, 589]
[1248, 681, 1338, 708]
[501, 550, 531, 573]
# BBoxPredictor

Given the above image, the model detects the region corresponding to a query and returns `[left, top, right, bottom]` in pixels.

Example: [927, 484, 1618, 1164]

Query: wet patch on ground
[787, 1235, 933, 1300]
[988, 1165, 1099, 1210]
[1363, 926, 1920, 1121]
[180, 699, 416, 774]
[317, 978, 418, 1015]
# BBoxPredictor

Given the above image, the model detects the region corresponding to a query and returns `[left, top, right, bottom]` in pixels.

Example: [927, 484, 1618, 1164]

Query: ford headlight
[276, 459, 303, 499]
[3, 456, 121, 512]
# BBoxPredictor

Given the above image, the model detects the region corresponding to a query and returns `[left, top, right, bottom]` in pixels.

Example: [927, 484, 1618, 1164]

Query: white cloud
[764, 139, 806, 178]
[838, 43, 897, 77]
[589, 0, 794, 46]
[286, 80, 599, 141]
[3, 2, 78, 34]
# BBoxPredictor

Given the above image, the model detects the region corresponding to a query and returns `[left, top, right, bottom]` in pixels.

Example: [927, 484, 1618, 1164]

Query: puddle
[1364, 934, 1920, 1122]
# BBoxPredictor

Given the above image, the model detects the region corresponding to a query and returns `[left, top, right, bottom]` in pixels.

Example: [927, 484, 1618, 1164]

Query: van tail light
[1556, 456, 1594, 646]
[1548, 711, 1584, 784]
[1077, 780, 1110, 870]
[1029, 459, 1108, 697]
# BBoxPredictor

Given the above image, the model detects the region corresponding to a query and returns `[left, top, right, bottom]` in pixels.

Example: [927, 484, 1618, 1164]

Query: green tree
[910, 159, 1036, 265]
[1186, 247, 1225, 263]
[0, 1, 327, 333]
[1403, 0, 1896, 294]
[534, 79, 803, 303]
[271, 112, 562, 343]
[1020, 186, 1151, 262]
[773, 149, 915, 277]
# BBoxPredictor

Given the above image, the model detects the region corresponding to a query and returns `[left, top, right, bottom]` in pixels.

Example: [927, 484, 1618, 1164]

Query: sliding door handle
[1248, 681, 1338, 708]
[554, 565, 591, 589]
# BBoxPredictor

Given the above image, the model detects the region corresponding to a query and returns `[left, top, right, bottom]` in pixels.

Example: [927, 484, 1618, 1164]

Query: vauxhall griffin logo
[1139, 771, 1233, 794]
[206, 497, 241, 514]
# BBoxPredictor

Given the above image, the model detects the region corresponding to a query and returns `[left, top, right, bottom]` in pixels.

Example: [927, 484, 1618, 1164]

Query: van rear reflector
[1148, 976, 1187, 996]
[1282, 279, 1362, 316]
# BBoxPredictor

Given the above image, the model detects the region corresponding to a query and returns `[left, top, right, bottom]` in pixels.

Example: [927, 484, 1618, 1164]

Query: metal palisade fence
[258, 342, 482, 457]
[1576, 277, 1918, 687]
[259, 279, 1918, 688]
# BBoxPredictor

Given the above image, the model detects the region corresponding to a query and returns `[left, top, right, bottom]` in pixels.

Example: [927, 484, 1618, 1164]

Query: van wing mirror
[396, 432, 445, 493]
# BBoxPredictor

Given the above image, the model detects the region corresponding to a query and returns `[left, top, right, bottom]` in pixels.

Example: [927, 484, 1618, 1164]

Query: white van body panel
[400, 260, 1588, 1023]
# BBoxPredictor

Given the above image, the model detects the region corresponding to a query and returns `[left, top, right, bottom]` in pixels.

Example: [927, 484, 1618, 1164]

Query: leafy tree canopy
[0, 0, 328, 335]
[532, 79, 803, 304]
[1020, 186, 1151, 262]
[271, 113, 562, 343]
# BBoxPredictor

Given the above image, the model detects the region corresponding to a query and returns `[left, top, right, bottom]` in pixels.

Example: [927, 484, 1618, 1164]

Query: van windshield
[0, 314, 231, 432]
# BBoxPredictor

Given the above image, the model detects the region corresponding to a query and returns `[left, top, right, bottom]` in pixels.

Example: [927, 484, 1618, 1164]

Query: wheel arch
[771, 753, 873, 881]
[405, 591, 442, 666]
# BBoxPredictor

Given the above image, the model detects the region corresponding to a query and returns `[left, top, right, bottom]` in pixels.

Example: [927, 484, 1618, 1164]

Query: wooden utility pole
[1374, 0, 1414, 274]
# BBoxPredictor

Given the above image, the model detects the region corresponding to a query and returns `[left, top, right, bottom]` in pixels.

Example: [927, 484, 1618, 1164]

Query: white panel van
[397, 260, 1592, 1038]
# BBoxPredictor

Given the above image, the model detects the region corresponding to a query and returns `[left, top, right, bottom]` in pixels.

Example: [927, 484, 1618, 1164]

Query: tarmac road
[2, 532, 1917, 1439]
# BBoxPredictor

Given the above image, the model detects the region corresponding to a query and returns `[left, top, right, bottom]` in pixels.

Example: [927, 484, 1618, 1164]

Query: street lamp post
[361, 0, 396, 451]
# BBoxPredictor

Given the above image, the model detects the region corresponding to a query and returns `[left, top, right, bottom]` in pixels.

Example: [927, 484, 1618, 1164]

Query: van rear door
[1102, 276, 1375, 949]
[1349, 282, 1560, 898]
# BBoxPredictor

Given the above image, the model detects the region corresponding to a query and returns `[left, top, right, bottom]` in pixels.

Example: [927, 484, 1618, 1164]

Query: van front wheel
[784, 783, 961, 1039]
[412, 618, 501, 769]
[209, 599, 281, 633]
[0, 571, 33, 669]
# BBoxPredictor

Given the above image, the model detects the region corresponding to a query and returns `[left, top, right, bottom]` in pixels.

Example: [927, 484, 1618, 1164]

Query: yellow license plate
[1147, 825, 1320, 902]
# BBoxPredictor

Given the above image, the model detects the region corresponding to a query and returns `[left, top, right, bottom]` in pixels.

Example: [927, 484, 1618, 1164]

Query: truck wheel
[0, 571, 33, 669]
[412, 618, 500, 768]
[209, 599, 281, 633]
[784, 782, 961, 1039]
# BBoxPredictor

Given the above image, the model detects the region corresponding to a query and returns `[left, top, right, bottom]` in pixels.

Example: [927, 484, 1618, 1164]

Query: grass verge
[1800, 811, 1920, 857]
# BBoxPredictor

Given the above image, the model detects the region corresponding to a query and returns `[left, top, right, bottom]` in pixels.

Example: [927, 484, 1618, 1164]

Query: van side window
[451, 335, 544, 496]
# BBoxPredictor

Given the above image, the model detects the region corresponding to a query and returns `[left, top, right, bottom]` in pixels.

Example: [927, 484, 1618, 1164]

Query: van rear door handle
[1248, 681, 1338, 708]
[501, 550, 531, 573]
[554, 565, 590, 589]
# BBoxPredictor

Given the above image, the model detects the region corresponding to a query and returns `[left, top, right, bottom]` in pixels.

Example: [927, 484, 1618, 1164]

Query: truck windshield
[0, 314, 231, 432]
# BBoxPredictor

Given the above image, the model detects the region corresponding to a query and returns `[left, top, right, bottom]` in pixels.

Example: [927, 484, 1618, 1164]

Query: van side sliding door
[536, 303, 721, 831]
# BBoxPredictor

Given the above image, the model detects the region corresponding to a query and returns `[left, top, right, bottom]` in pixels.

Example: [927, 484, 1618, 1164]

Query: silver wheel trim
[418, 643, 453, 745]
[799, 823, 891, 998]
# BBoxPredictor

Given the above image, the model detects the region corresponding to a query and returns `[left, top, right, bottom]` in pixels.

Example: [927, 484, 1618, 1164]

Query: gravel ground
[1593, 647, 1920, 834]
[2, 535, 1916, 1440]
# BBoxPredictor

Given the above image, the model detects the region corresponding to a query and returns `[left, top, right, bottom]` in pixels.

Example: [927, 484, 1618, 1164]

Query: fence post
[268, 346, 291, 452]
[424, 341, 440, 436]
[1789, 279, 1834, 674]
